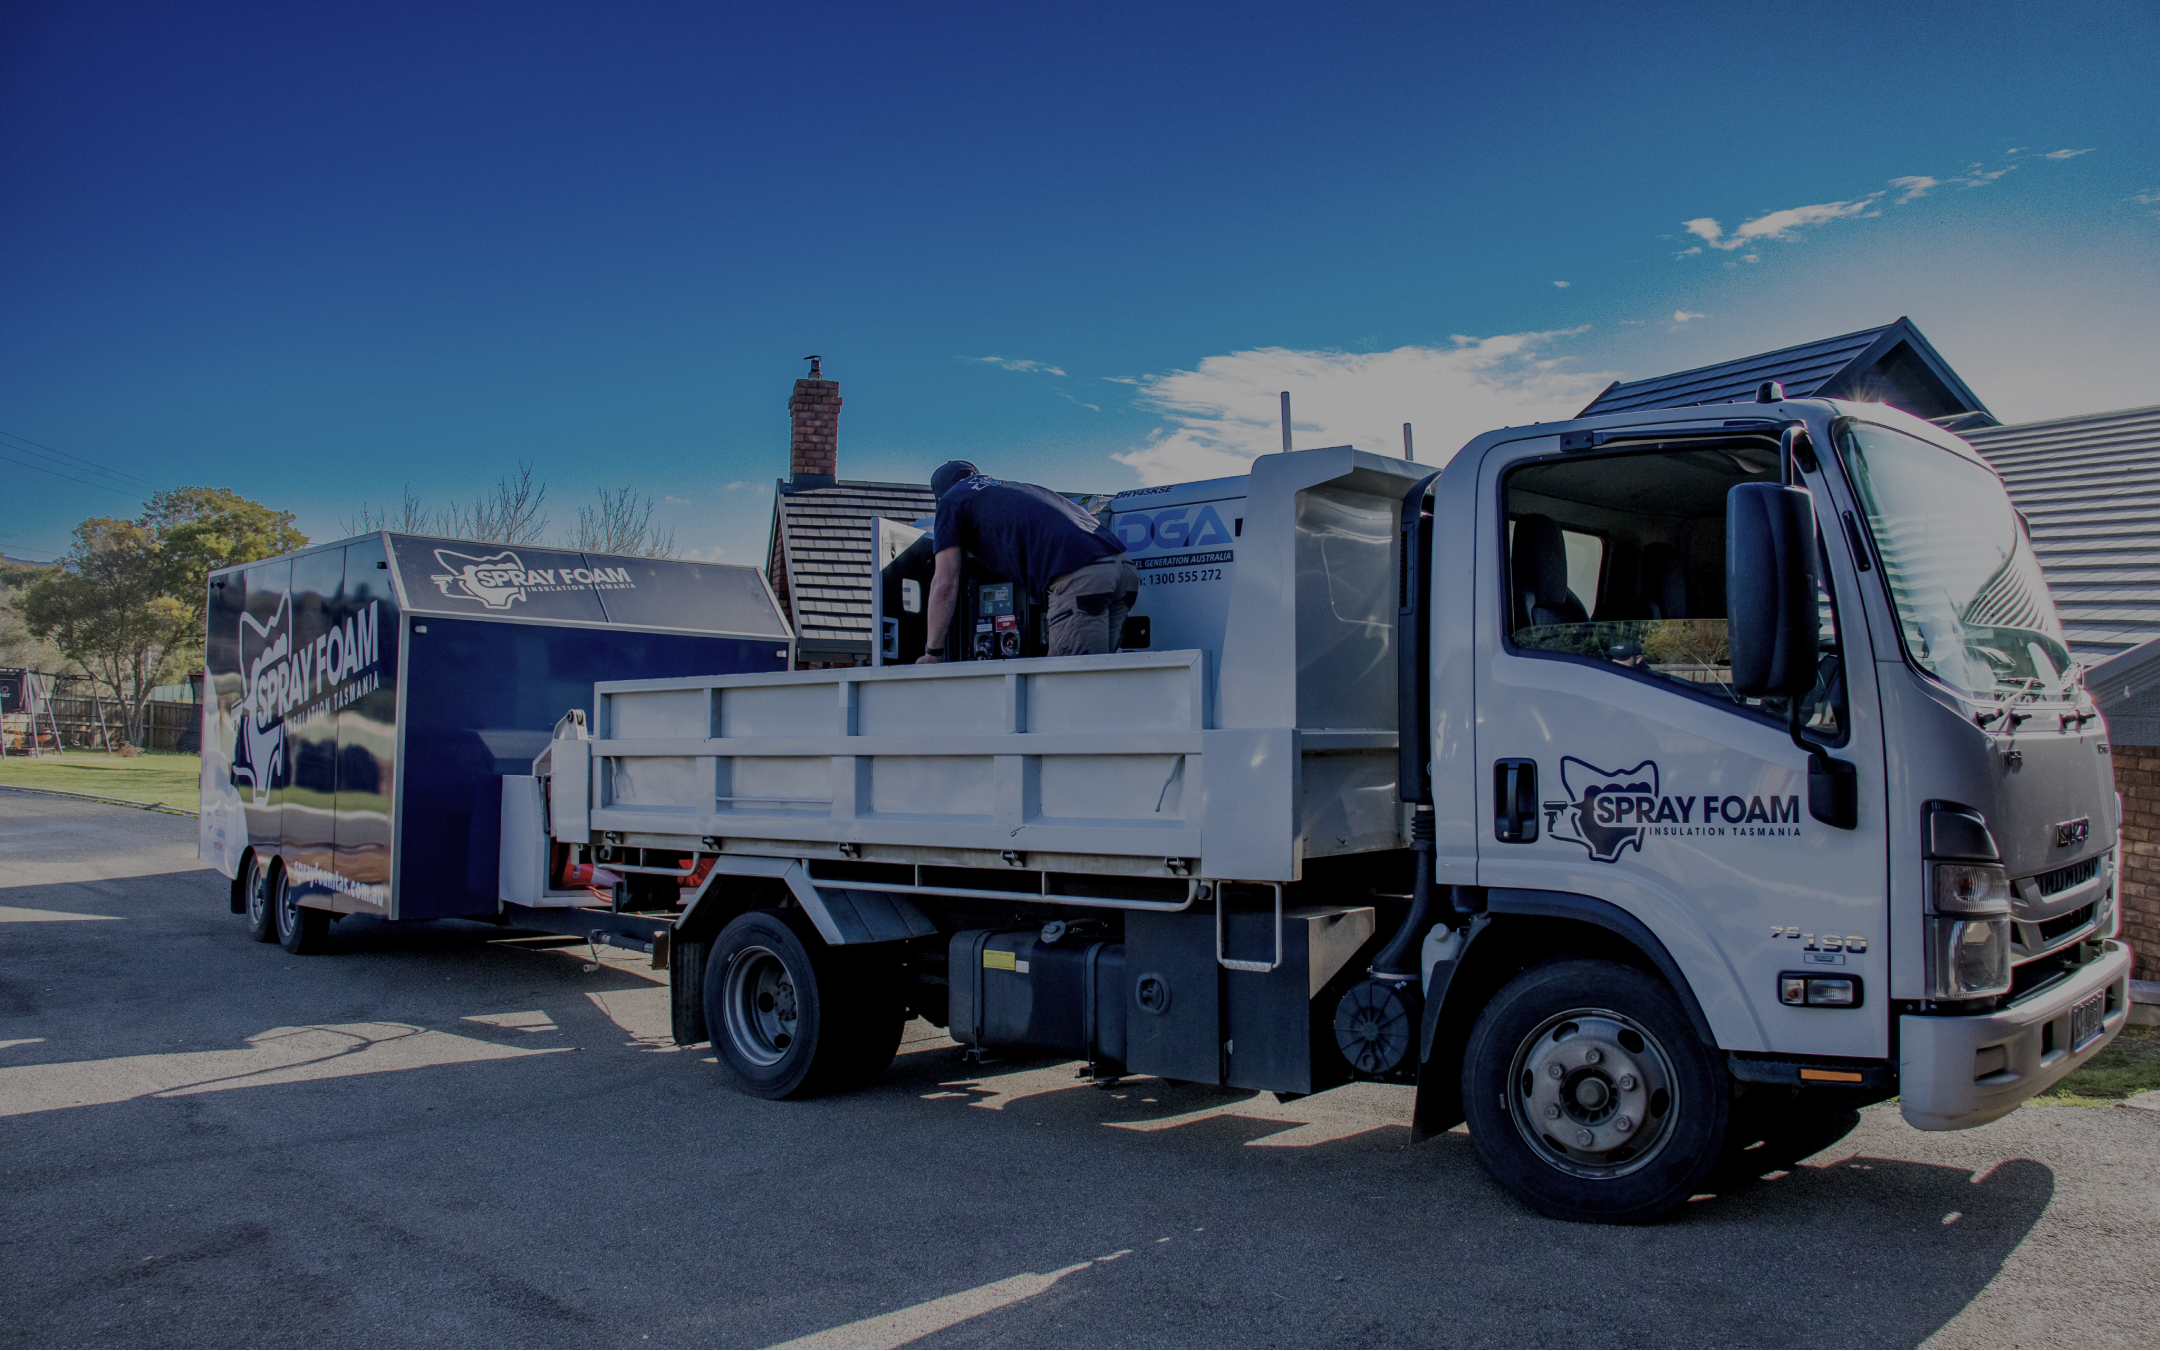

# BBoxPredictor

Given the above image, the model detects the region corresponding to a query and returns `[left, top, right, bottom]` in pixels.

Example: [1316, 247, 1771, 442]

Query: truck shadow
[860, 1035, 2058, 1348]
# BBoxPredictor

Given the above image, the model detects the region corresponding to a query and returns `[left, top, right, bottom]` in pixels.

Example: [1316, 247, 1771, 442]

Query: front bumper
[1898, 940, 2134, 1131]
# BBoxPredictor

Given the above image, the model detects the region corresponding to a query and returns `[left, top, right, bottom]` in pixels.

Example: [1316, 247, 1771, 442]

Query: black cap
[931, 460, 979, 499]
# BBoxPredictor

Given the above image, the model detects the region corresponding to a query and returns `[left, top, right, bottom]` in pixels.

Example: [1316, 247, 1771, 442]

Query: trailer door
[335, 535, 399, 914]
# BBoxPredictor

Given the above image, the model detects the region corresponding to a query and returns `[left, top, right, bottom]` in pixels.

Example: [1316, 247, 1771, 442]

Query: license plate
[2070, 991, 2108, 1052]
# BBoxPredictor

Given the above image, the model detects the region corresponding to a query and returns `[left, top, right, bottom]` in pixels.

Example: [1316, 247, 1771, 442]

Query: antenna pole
[1280, 391, 1292, 453]
[1403, 423, 1414, 461]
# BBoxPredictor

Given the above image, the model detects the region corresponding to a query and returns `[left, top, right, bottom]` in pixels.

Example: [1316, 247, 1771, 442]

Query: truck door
[1472, 430, 1888, 1059]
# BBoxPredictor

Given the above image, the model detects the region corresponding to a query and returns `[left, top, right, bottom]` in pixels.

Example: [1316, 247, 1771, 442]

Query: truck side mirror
[1726, 483, 1820, 698]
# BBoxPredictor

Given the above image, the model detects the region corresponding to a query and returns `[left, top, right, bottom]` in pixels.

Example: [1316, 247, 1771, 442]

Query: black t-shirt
[932, 476, 1123, 601]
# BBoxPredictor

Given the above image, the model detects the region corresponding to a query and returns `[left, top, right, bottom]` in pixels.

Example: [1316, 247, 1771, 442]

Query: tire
[1462, 957, 1729, 1224]
[274, 867, 332, 955]
[703, 911, 903, 1099]
[669, 937, 711, 1047]
[244, 853, 278, 944]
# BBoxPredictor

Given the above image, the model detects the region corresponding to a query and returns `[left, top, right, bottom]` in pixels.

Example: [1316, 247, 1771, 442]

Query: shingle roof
[1963, 406, 2160, 667]
[1578, 317, 1994, 425]
[766, 479, 935, 656]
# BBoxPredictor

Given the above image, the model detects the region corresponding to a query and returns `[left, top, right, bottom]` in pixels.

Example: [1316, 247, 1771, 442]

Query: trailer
[199, 531, 793, 952]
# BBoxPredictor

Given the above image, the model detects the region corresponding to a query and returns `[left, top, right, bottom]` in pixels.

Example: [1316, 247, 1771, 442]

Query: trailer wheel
[273, 868, 331, 955]
[244, 854, 277, 944]
[1462, 957, 1728, 1224]
[704, 911, 900, 1098]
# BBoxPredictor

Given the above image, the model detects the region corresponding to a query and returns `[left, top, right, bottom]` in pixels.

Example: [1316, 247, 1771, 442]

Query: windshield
[1839, 420, 2076, 703]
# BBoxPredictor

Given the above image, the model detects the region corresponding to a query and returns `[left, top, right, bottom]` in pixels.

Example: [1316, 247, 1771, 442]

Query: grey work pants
[1045, 556, 1140, 656]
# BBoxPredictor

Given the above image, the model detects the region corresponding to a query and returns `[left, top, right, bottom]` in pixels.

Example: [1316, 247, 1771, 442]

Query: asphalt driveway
[2, 791, 2155, 1349]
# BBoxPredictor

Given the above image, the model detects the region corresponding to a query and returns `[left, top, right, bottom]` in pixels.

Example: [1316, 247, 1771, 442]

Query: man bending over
[916, 460, 1139, 662]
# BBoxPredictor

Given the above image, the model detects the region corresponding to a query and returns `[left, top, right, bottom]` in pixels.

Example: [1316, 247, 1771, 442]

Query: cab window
[1502, 442, 1846, 740]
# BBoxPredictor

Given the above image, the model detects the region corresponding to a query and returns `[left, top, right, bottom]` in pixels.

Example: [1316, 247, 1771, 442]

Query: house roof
[1962, 405, 2160, 670]
[2084, 639, 2158, 745]
[1578, 318, 1995, 426]
[766, 478, 936, 658]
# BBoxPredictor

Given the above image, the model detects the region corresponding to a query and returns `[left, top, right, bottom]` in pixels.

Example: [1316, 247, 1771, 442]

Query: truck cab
[1425, 396, 2129, 1178]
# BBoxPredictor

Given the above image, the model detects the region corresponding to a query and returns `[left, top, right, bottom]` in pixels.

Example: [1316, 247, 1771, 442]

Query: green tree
[16, 519, 192, 742]
[143, 487, 308, 641]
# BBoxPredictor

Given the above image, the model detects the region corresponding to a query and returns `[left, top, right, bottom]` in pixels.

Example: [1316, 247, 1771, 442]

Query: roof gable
[1578, 318, 1994, 425]
[767, 478, 937, 658]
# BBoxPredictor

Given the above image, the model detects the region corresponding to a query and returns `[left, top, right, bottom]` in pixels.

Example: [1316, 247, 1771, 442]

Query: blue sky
[2, 0, 2154, 565]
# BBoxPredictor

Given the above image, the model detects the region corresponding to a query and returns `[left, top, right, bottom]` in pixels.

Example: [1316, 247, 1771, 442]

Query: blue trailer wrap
[200, 532, 792, 922]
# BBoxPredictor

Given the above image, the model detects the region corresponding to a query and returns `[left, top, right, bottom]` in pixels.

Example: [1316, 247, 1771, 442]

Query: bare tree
[571, 486, 679, 559]
[343, 486, 437, 537]
[442, 463, 550, 545]
[342, 466, 682, 558]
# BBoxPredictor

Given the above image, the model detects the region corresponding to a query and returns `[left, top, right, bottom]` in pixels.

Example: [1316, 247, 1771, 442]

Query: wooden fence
[0, 697, 199, 754]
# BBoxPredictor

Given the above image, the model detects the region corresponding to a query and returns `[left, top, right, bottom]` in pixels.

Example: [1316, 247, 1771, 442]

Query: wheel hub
[722, 945, 800, 1068]
[1508, 1009, 1677, 1179]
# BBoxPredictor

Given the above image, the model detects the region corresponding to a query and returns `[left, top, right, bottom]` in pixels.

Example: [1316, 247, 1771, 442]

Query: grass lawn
[0, 751, 202, 812]
[2032, 1022, 2159, 1105]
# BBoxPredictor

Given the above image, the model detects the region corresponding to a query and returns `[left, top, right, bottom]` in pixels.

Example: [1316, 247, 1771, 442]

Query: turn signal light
[1932, 862, 2011, 915]
[1780, 973, 1861, 1007]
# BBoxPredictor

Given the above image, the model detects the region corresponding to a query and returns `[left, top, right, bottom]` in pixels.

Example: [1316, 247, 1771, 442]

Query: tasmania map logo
[429, 548, 637, 611]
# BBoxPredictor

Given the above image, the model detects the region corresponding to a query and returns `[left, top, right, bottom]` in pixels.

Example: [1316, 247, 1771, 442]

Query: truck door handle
[1493, 759, 1539, 843]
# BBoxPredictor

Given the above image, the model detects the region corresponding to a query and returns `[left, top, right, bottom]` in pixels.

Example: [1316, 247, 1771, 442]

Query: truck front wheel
[704, 910, 901, 1099]
[1462, 957, 1728, 1224]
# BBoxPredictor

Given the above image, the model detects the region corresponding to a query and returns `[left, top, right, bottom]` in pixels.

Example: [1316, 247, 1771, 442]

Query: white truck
[498, 391, 2133, 1223]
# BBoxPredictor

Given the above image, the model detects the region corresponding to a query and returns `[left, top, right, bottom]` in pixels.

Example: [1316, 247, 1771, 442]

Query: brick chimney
[788, 358, 840, 487]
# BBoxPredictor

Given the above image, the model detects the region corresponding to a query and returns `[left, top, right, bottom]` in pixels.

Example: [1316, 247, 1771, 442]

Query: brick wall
[2114, 745, 2157, 980]
[788, 377, 841, 482]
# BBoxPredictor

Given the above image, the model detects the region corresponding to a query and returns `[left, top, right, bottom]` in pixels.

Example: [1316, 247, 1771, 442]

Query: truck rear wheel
[704, 910, 901, 1099]
[273, 868, 331, 955]
[1462, 957, 1728, 1224]
[244, 853, 277, 943]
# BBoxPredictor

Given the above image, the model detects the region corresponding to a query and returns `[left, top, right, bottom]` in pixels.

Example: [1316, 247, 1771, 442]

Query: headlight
[1931, 862, 2010, 915]
[1925, 915, 2012, 999]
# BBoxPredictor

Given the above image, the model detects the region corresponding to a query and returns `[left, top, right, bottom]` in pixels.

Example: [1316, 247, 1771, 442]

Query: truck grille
[2036, 903, 2096, 944]
[2033, 857, 2100, 897]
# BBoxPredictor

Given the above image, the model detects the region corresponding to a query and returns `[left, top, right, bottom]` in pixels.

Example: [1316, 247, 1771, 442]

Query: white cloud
[1672, 246, 1702, 258]
[1109, 332, 1614, 485]
[1672, 310, 1708, 324]
[725, 480, 749, 491]
[968, 356, 1068, 376]
[1680, 196, 1879, 252]
[1954, 163, 2015, 187]
[2135, 190, 2160, 206]
[1553, 280, 1570, 288]
[1889, 175, 1939, 203]
[2043, 148, 2093, 160]
[680, 544, 727, 562]
[664, 495, 691, 505]
[1055, 390, 1102, 413]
